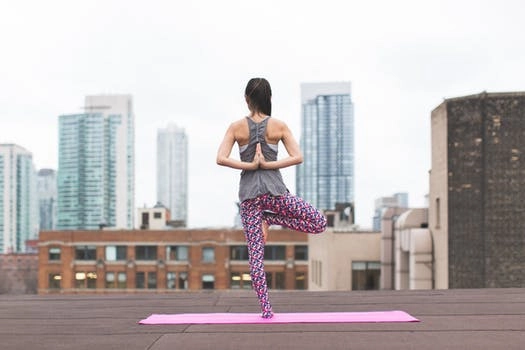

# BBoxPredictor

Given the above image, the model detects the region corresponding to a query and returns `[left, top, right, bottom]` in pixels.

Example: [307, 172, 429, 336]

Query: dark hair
[245, 78, 272, 116]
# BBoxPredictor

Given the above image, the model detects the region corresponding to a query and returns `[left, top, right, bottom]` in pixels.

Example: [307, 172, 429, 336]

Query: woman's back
[237, 116, 288, 202]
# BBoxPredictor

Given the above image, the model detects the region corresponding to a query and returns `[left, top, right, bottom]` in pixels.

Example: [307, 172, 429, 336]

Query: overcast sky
[2, 0, 525, 229]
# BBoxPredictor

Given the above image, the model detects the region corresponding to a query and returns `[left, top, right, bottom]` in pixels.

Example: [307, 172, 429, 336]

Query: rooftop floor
[1, 288, 524, 349]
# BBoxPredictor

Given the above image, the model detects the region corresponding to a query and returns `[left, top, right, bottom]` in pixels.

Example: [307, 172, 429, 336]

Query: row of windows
[49, 245, 308, 262]
[47, 271, 307, 290]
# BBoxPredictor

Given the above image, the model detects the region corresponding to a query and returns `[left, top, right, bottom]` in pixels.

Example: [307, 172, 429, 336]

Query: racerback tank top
[238, 116, 288, 202]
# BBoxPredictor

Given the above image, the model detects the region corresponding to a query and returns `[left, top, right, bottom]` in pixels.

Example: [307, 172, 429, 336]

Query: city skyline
[2, 0, 525, 228]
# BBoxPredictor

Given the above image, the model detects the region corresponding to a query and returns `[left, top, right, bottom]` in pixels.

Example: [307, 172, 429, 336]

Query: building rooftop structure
[0, 288, 523, 349]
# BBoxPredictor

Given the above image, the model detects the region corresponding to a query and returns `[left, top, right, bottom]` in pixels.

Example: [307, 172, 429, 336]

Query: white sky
[1, 0, 525, 229]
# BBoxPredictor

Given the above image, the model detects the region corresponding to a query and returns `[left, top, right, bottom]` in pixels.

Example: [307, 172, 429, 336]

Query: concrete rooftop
[1, 288, 524, 349]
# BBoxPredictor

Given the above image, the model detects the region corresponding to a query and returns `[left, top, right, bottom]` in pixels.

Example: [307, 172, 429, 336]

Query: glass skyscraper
[0, 144, 38, 253]
[37, 168, 57, 230]
[57, 95, 135, 230]
[296, 82, 354, 211]
[157, 124, 188, 225]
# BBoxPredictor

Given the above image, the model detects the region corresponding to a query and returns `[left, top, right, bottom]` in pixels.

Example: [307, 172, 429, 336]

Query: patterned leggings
[240, 192, 327, 318]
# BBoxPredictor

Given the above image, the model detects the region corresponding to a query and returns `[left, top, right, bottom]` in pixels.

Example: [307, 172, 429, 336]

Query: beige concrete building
[429, 100, 449, 289]
[393, 208, 432, 290]
[379, 207, 410, 290]
[308, 210, 381, 291]
[137, 204, 171, 230]
[378, 206, 433, 291]
[309, 228, 381, 291]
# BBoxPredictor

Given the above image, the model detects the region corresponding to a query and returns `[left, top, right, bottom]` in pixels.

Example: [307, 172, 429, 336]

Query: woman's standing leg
[240, 197, 273, 318]
[261, 192, 327, 233]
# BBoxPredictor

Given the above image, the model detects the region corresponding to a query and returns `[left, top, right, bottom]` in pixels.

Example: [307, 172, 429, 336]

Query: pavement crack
[146, 334, 164, 350]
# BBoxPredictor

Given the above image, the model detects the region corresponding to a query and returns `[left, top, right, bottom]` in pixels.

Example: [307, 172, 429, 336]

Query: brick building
[38, 228, 308, 294]
[430, 92, 525, 288]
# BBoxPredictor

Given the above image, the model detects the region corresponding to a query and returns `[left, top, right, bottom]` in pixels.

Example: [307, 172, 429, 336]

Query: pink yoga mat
[139, 311, 419, 325]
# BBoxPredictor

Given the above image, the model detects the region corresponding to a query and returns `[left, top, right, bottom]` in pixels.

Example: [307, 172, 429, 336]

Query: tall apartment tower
[0, 144, 38, 253]
[57, 95, 135, 230]
[430, 92, 525, 289]
[156, 124, 188, 226]
[296, 82, 354, 212]
[37, 168, 57, 230]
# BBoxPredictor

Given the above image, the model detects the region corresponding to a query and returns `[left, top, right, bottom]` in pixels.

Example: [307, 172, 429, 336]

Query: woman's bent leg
[262, 193, 327, 233]
[240, 198, 273, 318]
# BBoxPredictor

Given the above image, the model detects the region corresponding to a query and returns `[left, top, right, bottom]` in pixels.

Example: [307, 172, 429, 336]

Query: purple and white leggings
[240, 192, 327, 318]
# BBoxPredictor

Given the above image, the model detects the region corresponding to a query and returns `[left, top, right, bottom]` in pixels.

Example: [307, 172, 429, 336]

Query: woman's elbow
[216, 156, 226, 166]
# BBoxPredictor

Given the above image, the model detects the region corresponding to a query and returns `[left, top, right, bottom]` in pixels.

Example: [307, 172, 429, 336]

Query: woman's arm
[258, 123, 303, 170]
[216, 123, 260, 170]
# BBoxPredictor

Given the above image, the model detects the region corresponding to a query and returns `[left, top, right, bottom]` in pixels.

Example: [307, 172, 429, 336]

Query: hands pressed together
[250, 143, 269, 170]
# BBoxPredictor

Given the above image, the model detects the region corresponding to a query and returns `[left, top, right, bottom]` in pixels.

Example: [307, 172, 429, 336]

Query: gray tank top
[238, 116, 288, 202]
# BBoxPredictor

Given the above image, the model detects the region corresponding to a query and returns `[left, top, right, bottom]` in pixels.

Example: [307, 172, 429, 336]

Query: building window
[141, 212, 149, 227]
[48, 247, 61, 261]
[178, 272, 188, 289]
[352, 261, 380, 290]
[106, 272, 126, 289]
[312, 260, 322, 287]
[148, 272, 157, 289]
[319, 261, 322, 287]
[230, 246, 249, 260]
[294, 245, 308, 260]
[136, 272, 145, 288]
[202, 247, 215, 263]
[265, 272, 285, 289]
[275, 272, 285, 289]
[230, 272, 251, 289]
[435, 197, 440, 229]
[136, 271, 157, 289]
[326, 214, 335, 227]
[75, 246, 97, 260]
[105, 246, 127, 261]
[153, 211, 162, 219]
[295, 272, 307, 290]
[167, 272, 176, 289]
[135, 246, 157, 260]
[48, 273, 61, 289]
[106, 272, 115, 288]
[264, 245, 286, 260]
[202, 274, 215, 289]
[166, 246, 189, 261]
[117, 272, 126, 288]
[75, 271, 97, 289]
[312, 260, 316, 283]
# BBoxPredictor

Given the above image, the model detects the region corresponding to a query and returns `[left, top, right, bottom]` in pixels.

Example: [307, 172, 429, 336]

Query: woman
[216, 77, 327, 319]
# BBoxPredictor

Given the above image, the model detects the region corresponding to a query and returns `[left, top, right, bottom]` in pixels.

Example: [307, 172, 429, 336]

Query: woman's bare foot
[262, 220, 269, 243]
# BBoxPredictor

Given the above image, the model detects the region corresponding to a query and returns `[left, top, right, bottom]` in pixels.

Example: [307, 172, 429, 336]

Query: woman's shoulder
[228, 117, 249, 129]
[267, 116, 288, 129]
